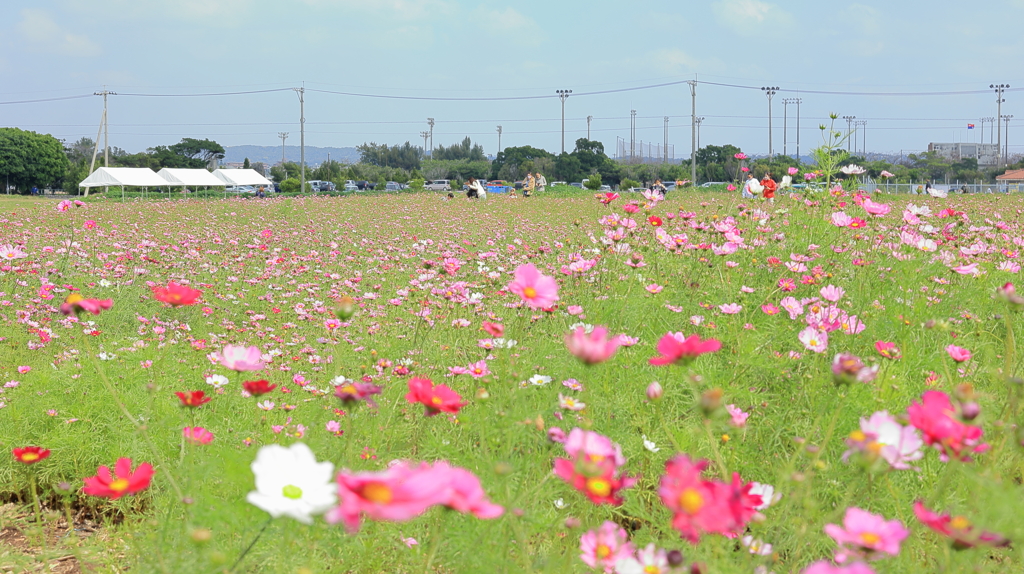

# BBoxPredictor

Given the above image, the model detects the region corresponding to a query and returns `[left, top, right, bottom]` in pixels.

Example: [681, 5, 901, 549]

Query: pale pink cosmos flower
[217, 345, 266, 372]
[0, 245, 28, 261]
[788, 167, 799, 175]
[951, 263, 980, 276]
[645, 284, 664, 294]
[820, 285, 845, 302]
[559, 393, 586, 411]
[17, 366, 31, 374]
[507, 263, 559, 309]
[580, 521, 635, 573]
[798, 326, 829, 353]
[845, 411, 923, 470]
[726, 404, 749, 427]
[466, 359, 491, 378]
[567, 305, 584, 316]
[615, 335, 639, 347]
[563, 428, 626, 468]
[719, 303, 742, 314]
[824, 507, 909, 562]
[433, 462, 504, 519]
[565, 325, 621, 365]
[614, 543, 670, 574]
[862, 199, 891, 217]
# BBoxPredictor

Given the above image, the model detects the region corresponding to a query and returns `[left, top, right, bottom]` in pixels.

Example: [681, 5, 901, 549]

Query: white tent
[158, 168, 225, 187]
[79, 167, 168, 188]
[212, 169, 272, 187]
[79, 167, 169, 198]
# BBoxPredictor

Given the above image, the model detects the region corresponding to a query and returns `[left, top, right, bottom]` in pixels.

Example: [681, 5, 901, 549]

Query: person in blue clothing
[31, 186, 38, 195]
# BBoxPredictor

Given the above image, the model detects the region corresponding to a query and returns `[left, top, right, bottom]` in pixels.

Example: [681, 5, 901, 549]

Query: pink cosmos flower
[734, 152, 748, 159]
[182, 426, 214, 445]
[465, 359, 491, 378]
[554, 429, 635, 505]
[719, 303, 742, 314]
[788, 167, 799, 175]
[726, 404, 749, 427]
[843, 411, 923, 470]
[565, 325, 621, 365]
[951, 263, 980, 276]
[658, 455, 732, 543]
[912, 501, 1009, 549]
[17, 366, 30, 374]
[56, 200, 73, 212]
[820, 285, 845, 302]
[405, 377, 466, 416]
[803, 562, 877, 574]
[614, 543, 670, 574]
[566, 305, 584, 316]
[798, 326, 828, 353]
[432, 462, 504, 519]
[824, 507, 909, 562]
[727, 184, 737, 191]
[645, 284, 664, 294]
[874, 341, 901, 360]
[649, 332, 721, 366]
[217, 345, 266, 372]
[945, 344, 971, 363]
[761, 303, 780, 315]
[907, 390, 988, 461]
[326, 461, 451, 533]
[481, 321, 504, 337]
[862, 199, 891, 217]
[580, 521, 635, 573]
[507, 263, 559, 309]
[0, 245, 28, 260]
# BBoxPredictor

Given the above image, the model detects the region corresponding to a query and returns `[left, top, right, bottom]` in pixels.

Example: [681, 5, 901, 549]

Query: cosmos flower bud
[646, 382, 663, 401]
[700, 388, 723, 417]
[666, 550, 685, 567]
[336, 295, 357, 320]
[960, 402, 981, 421]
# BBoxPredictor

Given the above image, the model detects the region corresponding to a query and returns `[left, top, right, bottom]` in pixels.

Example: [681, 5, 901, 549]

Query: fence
[858, 179, 1013, 194]
[614, 137, 675, 164]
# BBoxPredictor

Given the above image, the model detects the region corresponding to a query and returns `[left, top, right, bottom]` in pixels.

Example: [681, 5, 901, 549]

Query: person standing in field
[523, 173, 536, 197]
[760, 172, 777, 204]
[741, 173, 757, 198]
[535, 172, 547, 193]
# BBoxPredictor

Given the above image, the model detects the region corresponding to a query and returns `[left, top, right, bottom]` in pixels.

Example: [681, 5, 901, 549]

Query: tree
[695, 144, 742, 182]
[554, 153, 582, 182]
[584, 172, 602, 190]
[491, 146, 553, 180]
[357, 142, 421, 171]
[243, 157, 251, 169]
[0, 128, 70, 192]
[432, 137, 485, 161]
[170, 138, 225, 168]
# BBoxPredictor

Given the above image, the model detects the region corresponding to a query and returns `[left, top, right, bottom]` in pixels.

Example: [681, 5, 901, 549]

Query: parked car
[424, 180, 451, 191]
[225, 185, 256, 193]
[385, 181, 402, 191]
[598, 185, 612, 192]
[629, 187, 647, 193]
[700, 182, 729, 188]
[343, 184, 359, 192]
[550, 181, 568, 187]
[569, 182, 585, 189]
[354, 180, 373, 190]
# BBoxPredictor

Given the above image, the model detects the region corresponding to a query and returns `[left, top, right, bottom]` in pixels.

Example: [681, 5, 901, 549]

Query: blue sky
[2, 0, 1024, 160]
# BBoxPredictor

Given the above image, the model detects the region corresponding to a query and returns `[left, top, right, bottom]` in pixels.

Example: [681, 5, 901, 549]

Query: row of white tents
[79, 167, 273, 196]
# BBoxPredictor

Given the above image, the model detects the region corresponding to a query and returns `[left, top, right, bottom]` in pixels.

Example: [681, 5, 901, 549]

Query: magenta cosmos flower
[217, 345, 266, 372]
[326, 461, 451, 533]
[565, 325, 621, 365]
[824, 507, 909, 562]
[803, 562, 876, 574]
[507, 263, 559, 309]
[649, 332, 721, 366]
[945, 344, 971, 363]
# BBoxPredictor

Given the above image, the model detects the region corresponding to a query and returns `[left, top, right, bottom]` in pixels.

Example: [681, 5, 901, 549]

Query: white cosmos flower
[553, 498, 567, 509]
[205, 374, 229, 388]
[642, 434, 660, 453]
[246, 443, 336, 524]
[528, 374, 552, 386]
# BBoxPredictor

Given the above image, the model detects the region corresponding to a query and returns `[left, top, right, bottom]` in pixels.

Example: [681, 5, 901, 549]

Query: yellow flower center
[339, 384, 357, 396]
[282, 485, 303, 500]
[109, 478, 130, 492]
[950, 516, 972, 530]
[431, 396, 443, 406]
[20, 452, 39, 462]
[680, 488, 704, 514]
[595, 544, 611, 559]
[523, 287, 537, 299]
[859, 532, 881, 546]
[362, 482, 393, 504]
[644, 567, 662, 574]
[849, 430, 866, 442]
[586, 478, 611, 497]
[65, 293, 84, 305]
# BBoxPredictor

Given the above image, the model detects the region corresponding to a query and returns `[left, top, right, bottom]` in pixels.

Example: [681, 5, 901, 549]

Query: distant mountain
[223, 145, 360, 166]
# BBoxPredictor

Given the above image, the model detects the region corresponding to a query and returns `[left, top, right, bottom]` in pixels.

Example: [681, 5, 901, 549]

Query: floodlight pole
[427, 118, 435, 158]
[782, 97, 801, 157]
[842, 116, 856, 151]
[688, 80, 696, 184]
[761, 86, 778, 158]
[496, 126, 502, 155]
[278, 132, 289, 165]
[556, 89, 572, 154]
[992, 84, 1009, 165]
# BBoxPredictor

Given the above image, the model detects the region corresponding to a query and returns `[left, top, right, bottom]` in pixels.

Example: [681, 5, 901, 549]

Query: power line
[0, 94, 94, 105]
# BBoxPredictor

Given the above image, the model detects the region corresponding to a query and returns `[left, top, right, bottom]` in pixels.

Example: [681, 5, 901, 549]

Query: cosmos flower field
[0, 188, 1022, 573]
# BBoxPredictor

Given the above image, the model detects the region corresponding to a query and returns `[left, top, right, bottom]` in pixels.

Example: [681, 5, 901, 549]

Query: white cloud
[651, 48, 700, 73]
[838, 4, 884, 56]
[712, 0, 792, 32]
[17, 9, 101, 57]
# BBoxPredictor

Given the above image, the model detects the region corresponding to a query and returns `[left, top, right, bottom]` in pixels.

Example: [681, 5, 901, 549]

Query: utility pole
[630, 109, 637, 163]
[427, 118, 435, 158]
[695, 116, 705, 150]
[761, 86, 778, 158]
[1003, 114, 1014, 165]
[856, 120, 868, 155]
[794, 98, 802, 159]
[587, 116, 593, 140]
[420, 131, 429, 157]
[556, 89, 572, 154]
[980, 117, 993, 145]
[293, 86, 305, 193]
[688, 81, 697, 183]
[842, 116, 857, 151]
[663, 116, 669, 164]
[992, 84, 1009, 165]
[496, 125, 502, 155]
[278, 132, 289, 165]
[87, 87, 115, 197]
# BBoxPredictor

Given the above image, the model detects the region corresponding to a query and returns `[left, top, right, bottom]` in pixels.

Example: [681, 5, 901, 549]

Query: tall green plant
[808, 114, 851, 195]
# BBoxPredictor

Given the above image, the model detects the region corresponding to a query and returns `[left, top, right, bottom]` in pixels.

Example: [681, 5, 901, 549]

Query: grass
[0, 190, 1021, 573]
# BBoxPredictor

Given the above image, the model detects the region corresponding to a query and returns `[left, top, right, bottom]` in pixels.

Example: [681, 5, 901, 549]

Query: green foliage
[280, 178, 301, 193]
[583, 172, 602, 190]
[554, 152, 582, 182]
[243, 157, 250, 169]
[620, 178, 641, 189]
[0, 127, 70, 192]
[432, 137, 486, 161]
[357, 141, 422, 171]
[490, 145, 553, 180]
[408, 178, 425, 190]
[695, 144, 742, 183]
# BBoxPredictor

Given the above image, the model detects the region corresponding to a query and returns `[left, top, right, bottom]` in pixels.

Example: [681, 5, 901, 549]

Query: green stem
[703, 418, 728, 479]
[30, 473, 44, 547]
[422, 516, 444, 574]
[229, 516, 273, 573]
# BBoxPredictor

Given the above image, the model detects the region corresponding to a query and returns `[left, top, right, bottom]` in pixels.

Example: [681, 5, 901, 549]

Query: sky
[2, 0, 1024, 161]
